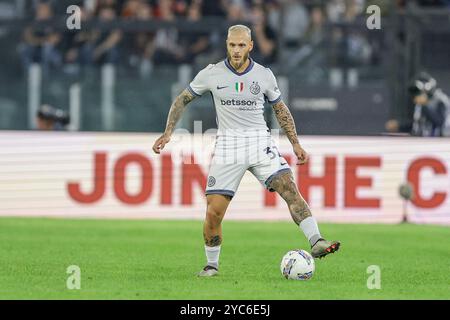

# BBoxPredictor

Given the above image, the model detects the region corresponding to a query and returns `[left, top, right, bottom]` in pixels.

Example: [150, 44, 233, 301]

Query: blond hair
[227, 25, 252, 39]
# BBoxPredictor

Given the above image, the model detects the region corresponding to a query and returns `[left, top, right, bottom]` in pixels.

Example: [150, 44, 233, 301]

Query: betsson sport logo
[220, 99, 256, 106]
[220, 99, 260, 111]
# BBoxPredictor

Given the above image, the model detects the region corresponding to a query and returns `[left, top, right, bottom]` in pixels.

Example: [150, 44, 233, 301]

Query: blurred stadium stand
[0, 0, 449, 134]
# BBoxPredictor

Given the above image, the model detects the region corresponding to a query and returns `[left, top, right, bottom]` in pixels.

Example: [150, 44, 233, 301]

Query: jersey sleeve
[265, 68, 282, 104]
[187, 65, 212, 97]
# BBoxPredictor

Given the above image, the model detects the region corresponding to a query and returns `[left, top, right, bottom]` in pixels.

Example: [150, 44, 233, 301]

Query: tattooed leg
[267, 171, 311, 225]
[202, 194, 231, 269]
[268, 171, 322, 246]
[203, 194, 230, 245]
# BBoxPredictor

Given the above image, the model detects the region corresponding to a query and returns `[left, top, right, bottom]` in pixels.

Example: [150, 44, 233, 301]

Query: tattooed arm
[163, 89, 196, 136]
[272, 100, 299, 145]
[152, 89, 197, 154]
[272, 100, 308, 165]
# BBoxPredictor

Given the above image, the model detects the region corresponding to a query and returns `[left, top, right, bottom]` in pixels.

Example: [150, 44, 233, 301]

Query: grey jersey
[187, 58, 281, 137]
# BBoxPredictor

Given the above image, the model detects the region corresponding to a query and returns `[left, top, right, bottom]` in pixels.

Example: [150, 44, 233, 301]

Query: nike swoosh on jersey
[217, 86, 228, 90]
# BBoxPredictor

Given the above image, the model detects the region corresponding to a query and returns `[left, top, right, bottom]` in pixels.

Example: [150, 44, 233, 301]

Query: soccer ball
[280, 249, 315, 280]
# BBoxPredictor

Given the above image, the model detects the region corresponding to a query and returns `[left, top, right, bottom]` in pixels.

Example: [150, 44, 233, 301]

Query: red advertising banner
[0, 131, 449, 224]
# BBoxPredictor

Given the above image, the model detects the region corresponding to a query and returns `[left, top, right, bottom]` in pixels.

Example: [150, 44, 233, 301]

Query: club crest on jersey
[235, 82, 244, 93]
[207, 176, 216, 187]
[250, 81, 261, 95]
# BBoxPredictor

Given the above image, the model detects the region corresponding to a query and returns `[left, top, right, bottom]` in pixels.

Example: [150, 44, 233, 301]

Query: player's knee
[206, 206, 224, 224]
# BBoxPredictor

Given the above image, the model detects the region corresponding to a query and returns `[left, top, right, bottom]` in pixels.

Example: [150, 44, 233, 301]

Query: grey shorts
[205, 136, 291, 198]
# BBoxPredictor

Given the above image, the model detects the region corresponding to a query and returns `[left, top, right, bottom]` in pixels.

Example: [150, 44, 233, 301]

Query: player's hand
[152, 134, 171, 154]
[293, 144, 308, 165]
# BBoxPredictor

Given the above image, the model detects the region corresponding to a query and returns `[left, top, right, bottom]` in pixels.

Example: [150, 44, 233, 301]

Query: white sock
[299, 217, 322, 247]
[205, 245, 221, 269]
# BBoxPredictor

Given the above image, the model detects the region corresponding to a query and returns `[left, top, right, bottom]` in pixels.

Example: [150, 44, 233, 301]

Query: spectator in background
[173, 0, 189, 16]
[263, 0, 282, 34]
[250, 4, 277, 65]
[408, 73, 450, 136]
[326, 0, 346, 22]
[150, 0, 184, 65]
[304, 6, 326, 46]
[385, 72, 450, 137]
[278, 0, 309, 48]
[178, 0, 211, 64]
[62, 5, 92, 73]
[326, 0, 365, 23]
[20, 2, 62, 73]
[327, 0, 372, 69]
[153, 0, 173, 18]
[36, 104, 70, 131]
[297, 5, 328, 83]
[95, 0, 121, 15]
[125, 1, 156, 77]
[226, 1, 249, 22]
[346, 30, 372, 66]
[80, 6, 123, 65]
[121, 0, 143, 18]
[344, 0, 365, 22]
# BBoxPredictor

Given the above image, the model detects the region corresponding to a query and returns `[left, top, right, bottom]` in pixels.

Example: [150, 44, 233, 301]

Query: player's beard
[227, 51, 250, 70]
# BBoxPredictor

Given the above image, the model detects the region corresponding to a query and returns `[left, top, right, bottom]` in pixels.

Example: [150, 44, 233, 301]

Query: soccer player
[152, 25, 340, 277]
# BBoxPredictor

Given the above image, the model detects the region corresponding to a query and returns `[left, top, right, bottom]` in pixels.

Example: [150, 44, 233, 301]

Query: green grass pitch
[0, 217, 448, 300]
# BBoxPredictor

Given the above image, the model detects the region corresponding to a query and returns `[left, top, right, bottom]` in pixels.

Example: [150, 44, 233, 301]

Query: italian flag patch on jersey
[235, 82, 244, 93]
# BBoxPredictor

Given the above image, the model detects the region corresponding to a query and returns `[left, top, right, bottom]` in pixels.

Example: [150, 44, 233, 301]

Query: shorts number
[265, 146, 281, 160]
